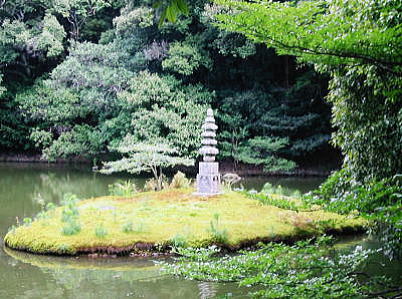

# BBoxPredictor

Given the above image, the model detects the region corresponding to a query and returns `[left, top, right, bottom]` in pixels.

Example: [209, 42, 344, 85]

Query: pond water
[0, 163, 400, 298]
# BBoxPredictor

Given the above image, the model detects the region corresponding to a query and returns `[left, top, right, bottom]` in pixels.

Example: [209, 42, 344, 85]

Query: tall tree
[213, 0, 402, 181]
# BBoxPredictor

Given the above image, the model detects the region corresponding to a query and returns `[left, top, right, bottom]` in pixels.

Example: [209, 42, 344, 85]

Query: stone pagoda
[196, 108, 221, 195]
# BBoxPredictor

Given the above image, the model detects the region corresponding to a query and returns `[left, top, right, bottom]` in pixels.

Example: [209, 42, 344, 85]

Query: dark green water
[0, 163, 400, 298]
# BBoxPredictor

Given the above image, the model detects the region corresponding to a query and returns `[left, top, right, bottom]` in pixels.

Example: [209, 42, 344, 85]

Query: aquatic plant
[162, 236, 396, 298]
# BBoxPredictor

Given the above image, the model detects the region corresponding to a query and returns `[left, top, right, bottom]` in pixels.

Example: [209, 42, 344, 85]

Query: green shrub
[108, 180, 137, 197]
[57, 244, 73, 254]
[23, 217, 32, 226]
[246, 189, 308, 212]
[122, 221, 133, 233]
[144, 177, 168, 191]
[207, 214, 228, 244]
[95, 225, 108, 238]
[169, 171, 191, 189]
[61, 193, 80, 223]
[169, 234, 188, 248]
[62, 220, 81, 236]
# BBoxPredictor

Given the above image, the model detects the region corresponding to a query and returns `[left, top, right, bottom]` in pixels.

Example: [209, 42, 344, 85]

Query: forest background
[0, 0, 336, 174]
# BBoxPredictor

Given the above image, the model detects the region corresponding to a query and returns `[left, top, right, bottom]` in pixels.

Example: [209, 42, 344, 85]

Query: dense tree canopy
[1, 0, 333, 172]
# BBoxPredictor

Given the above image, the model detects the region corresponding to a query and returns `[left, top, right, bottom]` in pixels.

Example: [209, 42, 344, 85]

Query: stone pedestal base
[196, 162, 221, 195]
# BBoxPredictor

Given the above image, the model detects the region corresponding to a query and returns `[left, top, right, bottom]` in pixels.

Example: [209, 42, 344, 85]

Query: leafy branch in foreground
[152, 0, 189, 25]
[304, 170, 402, 258]
[213, 0, 402, 75]
[100, 135, 194, 190]
[212, 0, 402, 182]
[161, 236, 398, 298]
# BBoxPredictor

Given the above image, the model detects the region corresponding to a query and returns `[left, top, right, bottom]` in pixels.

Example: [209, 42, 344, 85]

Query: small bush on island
[169, 171, 192, 189]
[207, 214, 228, 244]
[144, 177, 169, 192]
[108, 180, 138, 197]
[95, 225, 108, 238]
[62, 220, 81, 236]
[121, 221, 133, 233]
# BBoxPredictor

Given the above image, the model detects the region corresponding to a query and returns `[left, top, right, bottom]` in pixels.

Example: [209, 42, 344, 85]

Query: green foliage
[306, 171, 401, 215]
[169, 234, 188, 248]
[207, 213, 228, 244]
[62, 220, 81, 236]
[61, 193, 80, 223]
[94, 224, 108, 238]
[246, 186, 307, 212]
[2, 0, 332, 171]
[236, 137, 296, 172]
[214, 0, 402, 71]
[23, 217, 32, 226]
[152, 0, 190, 25]
[214, 0, 401, 181]
[108, 180, 137, 197]
[121, 221, 133, 233]
[60, 193, 82, 236]
[162, 40, 211, 75]
[162, 236, 391, 298]
[305, 170, 402, 257]
[217, 85, 331, 167]
[170, 245, 220, 262]
[57, 244, 73, 254]
[101, 137, 194, 190]
[327, 65, 402, 181]
[118, 71, 212, 157]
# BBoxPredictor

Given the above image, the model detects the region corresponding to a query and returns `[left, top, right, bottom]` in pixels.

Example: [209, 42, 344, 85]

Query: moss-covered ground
[4, 189, 366, 255]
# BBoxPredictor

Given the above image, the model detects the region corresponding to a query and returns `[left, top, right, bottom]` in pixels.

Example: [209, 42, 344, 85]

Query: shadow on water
[0, 163, 400, 298]
[1, 246, 248, 299]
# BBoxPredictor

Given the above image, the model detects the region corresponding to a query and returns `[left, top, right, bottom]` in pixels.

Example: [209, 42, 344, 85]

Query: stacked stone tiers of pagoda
[196, 108, 221, 195]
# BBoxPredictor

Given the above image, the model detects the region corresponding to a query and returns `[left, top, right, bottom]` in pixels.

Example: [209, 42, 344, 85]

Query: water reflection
[198, 282, 217, 299]
[2, 247, 244, 299]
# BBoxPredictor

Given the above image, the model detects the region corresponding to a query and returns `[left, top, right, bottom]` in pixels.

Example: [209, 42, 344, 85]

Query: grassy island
[4, 189, 366, 255]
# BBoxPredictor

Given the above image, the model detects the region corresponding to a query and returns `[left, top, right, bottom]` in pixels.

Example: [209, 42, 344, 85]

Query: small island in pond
[4, 188, 366, 256]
